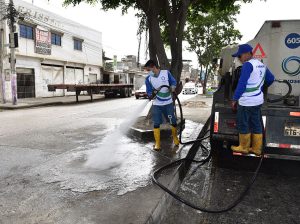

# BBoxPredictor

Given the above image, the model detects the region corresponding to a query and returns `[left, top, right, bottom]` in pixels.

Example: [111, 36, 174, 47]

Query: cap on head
[144, 60, 158, 68]
[232, 44, 253, 57]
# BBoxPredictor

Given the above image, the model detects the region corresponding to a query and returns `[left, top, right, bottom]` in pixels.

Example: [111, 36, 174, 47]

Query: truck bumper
[211, 104, 300, 161]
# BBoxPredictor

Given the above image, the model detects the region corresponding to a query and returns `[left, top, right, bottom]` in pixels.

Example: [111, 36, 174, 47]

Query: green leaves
[185, 0, 242, 66]
[63, 0, 137, 12]
[62, 0, 252, 81]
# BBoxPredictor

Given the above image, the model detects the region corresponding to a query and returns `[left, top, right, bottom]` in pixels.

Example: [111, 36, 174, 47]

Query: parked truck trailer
[48, 72, 133, 102]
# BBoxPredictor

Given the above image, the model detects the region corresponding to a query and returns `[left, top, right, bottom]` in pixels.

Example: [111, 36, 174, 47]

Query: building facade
[105, 55, 147, 90]
[0, 0, 103, 100]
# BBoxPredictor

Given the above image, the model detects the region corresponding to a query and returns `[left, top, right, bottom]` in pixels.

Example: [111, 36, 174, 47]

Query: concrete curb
[0, 97, 105, 110]
[145, 117, 211, 224]
[129, 119, 185, 140]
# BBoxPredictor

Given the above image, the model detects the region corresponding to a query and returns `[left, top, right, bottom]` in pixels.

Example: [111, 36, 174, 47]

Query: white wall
[248, 20, 300, 96]
[11, 0, 102, 67]
[2, 0, 104, 100]
[15, 56, 42, 97]
[84, 65, 101, 83]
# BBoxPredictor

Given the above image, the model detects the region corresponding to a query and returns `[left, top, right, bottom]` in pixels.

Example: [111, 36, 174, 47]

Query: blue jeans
[153, 103, 177, 128]
[237, 104, 263, 134]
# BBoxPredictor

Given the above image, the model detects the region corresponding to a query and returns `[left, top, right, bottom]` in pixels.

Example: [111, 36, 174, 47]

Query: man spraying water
[144, 60, 180, 151]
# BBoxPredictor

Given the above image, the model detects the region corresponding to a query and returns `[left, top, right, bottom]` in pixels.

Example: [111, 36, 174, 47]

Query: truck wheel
[120, 88, 126, 98]
[135, 95, 139, 99]
[128, 88, 132, 97]
[125, 88, 129, 97]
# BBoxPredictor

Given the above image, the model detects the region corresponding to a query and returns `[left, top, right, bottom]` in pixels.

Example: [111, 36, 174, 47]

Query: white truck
[210, 20, 300, 164]
[182, 82, 198, 94]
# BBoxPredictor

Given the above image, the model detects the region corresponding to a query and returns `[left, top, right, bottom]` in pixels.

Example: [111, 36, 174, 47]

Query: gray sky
[23, 0, 300, 67]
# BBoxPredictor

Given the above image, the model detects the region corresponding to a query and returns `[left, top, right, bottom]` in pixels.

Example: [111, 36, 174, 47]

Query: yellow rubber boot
[249, 134, 263, 156]
[231, 133, 251, 154]
[171, 126, 180, 146]
[153, 128, 161, 151]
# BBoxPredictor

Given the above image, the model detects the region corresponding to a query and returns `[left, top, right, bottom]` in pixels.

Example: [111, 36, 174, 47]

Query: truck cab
[210, 20, 300, 164]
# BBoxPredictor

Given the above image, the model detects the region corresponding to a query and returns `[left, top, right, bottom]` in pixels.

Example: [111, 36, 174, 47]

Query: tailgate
[265, 109, 300, 157]
[212, 104, 238, 141]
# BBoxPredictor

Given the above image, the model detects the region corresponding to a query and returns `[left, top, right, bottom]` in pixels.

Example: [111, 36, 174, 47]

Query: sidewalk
[179, 94, 213, 124]
[0, 95, 105, 110]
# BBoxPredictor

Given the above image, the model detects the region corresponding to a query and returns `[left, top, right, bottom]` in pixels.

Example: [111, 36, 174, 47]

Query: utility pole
[8, 0, 17, 105]
[0, 0, 6, 104]
[0, 27, 6, 104]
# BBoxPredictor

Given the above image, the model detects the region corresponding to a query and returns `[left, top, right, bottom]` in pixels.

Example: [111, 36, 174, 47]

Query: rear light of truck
[290, 112, 300, 117]
[262, 116, 266, 129]
[214, 112, 219, 133]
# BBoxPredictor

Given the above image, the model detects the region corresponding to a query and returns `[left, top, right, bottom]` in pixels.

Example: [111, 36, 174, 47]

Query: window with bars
[74, 39, 83, 51]
[51, 33, 62, 46]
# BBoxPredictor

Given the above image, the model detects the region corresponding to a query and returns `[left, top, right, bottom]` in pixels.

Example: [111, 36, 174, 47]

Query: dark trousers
[153, 103, 177, 128]
[237, 104, 263, 134]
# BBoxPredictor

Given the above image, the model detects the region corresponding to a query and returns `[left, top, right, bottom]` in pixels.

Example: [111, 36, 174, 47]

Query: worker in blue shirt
[231, 44, 275, 156]
[144, 60, 179, 151]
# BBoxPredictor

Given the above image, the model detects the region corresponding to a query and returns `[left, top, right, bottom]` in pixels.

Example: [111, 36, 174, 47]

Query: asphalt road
[0, 97, 169, 224]
[3, 94, 296, 224]
[162, 146, 300, 224]
[0, 94, 204, 224]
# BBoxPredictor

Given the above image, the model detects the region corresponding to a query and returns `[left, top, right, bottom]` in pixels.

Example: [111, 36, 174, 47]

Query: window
[19, 24, 34, 39]
[74, 39, 83, 51]
[51, 33, 61, 46]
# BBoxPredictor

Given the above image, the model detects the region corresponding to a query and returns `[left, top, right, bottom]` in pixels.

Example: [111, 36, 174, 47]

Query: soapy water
[25, 98, 200, 194]
[84, 100, 150, 170]
[27, 100, 155, 195]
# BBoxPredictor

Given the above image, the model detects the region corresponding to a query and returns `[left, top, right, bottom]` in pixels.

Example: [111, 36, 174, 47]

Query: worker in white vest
[144, 60, 180, 151]
[231, 44, 275, 156]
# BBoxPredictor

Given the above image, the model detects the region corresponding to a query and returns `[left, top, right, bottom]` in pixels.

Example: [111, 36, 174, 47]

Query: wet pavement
[0, 96, 203, 224]
[162, 143, 300, 224]
[4, 94, 297, 224]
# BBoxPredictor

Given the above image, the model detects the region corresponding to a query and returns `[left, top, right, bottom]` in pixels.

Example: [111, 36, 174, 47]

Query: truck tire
[104, 91, 110, 98]
[128, 88, 132, 97]
[120, 88, 127, 98]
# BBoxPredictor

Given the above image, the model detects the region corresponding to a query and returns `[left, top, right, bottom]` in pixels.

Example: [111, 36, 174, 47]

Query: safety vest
[149, 70, 173, 106]
[239, 59, 266, 106]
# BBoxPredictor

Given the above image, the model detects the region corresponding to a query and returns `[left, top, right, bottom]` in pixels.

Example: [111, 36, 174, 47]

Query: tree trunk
[165, 0, 190, 82]
[173, 0, 189, 81]
[148, 27, 157, 65]
[203, 64, 209, 94]
[137, 31, 141, 67]
[147, 11, 169, 69]
[139, 0, 190, 80]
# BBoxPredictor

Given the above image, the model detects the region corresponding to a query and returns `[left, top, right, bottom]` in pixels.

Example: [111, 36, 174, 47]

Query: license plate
[284, 123, 300, 137]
